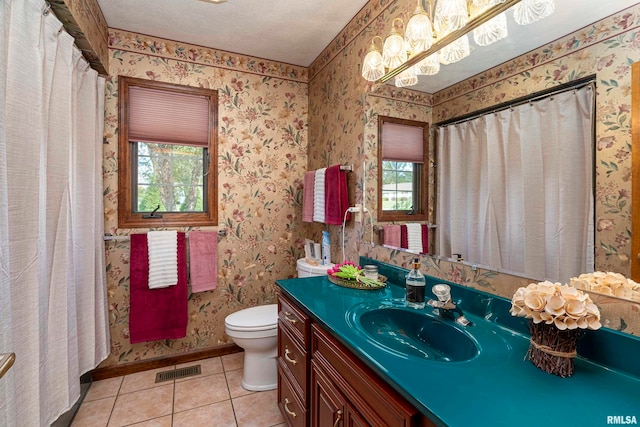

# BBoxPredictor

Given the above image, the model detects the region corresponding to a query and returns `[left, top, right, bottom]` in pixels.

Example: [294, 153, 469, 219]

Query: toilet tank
[296, 258, 334, 278]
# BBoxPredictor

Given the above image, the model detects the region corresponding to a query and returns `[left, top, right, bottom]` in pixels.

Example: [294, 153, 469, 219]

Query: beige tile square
[221, 352, 244, 372]
[128, 415, 173, 427]
[224, 368, 253, 399]
[108, 384, 173, 427]
[174, 372, 230, 412]
[173, 400, 237, 427]
[84, 377, 123, 402]
[232, 390, 284, 427]
[120, 366, 175, 394]
[176, 356, 223, 382]
[71, 396, 116, 427]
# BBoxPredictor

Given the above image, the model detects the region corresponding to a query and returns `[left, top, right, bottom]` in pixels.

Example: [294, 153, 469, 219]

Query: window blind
[128, 86, 209, 146]
[381, 122, 424, 163]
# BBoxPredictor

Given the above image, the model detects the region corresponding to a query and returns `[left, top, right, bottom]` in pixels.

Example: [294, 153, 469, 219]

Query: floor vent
[155, 365, 201, 383]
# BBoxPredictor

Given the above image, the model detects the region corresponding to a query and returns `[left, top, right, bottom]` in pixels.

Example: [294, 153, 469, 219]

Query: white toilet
[225, 262, 333, 391]
[224, 304, 278, 391]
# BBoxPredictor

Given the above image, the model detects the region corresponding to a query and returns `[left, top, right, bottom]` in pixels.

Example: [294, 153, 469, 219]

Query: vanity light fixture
[471, 1, 509, 46]
[362, 36, 385, 82]
[198, 0, 228, 4]
[405, 1, 435, 55]
[513, 0, 555, 25]
[382, 18, 408, 70]
[361, 0, 555, 87]
[395, 57, 419, 87]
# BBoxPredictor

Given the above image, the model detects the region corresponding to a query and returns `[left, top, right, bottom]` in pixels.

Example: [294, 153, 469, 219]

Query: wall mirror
[362, 0, 640, 303]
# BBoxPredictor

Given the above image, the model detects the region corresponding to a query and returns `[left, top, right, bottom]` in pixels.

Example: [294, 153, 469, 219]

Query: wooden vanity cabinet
[278, 292, 311, 426]
[311, 324, 425, 427]
[277, 291, 436, 427]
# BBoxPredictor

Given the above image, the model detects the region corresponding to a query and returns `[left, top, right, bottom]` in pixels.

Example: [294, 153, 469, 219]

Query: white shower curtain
[0, 1, 109, 425]
[437, 85, 595, 283]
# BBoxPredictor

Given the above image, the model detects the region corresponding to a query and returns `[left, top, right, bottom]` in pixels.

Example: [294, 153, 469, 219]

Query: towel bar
[104, 229, 227, 242]
[0, 353, 15, 380]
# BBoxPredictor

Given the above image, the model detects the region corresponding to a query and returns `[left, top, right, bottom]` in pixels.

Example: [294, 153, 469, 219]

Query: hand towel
[189, 231, 218, 292]
[313, 168, 326, 223]
[129, 233, 188, 343]
[383, 225, 401, 248]
[302, 170, 315, 223]
[406, 223, 423, 253]
[400, 225, 408, 250]
[324, 164, 350, 225]
[421, 224, 430, 254]
[147, 230, 178, 288]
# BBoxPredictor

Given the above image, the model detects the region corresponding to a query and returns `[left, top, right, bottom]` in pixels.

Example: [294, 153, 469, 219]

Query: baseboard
[89, 343, 242, 381]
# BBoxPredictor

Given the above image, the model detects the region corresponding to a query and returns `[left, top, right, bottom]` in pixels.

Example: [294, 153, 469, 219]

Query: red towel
[302, 170, 315, 223]
[421, 224, 429, 254]
[189, 231, 218, 292]
[129, 233, 188, 343]
[324, 164, 350, 225]
[383, 225, 401, 247]
[400, 225, 408, 250]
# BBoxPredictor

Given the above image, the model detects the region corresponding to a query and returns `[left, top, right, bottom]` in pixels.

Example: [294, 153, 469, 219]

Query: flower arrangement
[327, 261, 385, 289]
[510, 281, 601, 330]
[570, 271, 640, 302]
[510, 281, 601, 378]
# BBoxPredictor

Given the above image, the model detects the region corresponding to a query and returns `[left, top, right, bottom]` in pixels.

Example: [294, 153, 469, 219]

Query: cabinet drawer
[278, 368, 307, 427]
[279, 321, 308, 397]
[278, 294, 310, 348]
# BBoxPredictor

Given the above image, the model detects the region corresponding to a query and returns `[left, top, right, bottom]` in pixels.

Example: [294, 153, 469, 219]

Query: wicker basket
[327, 274, 387, 290]
[527, 321, 580, 378]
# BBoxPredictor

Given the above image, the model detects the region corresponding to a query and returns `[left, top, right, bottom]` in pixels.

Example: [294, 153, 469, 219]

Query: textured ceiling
[97, 0, 369, 67]
[98, 0, 639, 92]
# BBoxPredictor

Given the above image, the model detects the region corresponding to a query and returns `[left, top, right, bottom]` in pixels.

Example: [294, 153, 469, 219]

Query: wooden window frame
[117, 76, 218, 228]
[377, 115, 429, 222]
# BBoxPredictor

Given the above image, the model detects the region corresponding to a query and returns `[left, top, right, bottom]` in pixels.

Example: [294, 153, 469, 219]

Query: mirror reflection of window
[382, 161, 414, 211]
[377, 116, 429, 222]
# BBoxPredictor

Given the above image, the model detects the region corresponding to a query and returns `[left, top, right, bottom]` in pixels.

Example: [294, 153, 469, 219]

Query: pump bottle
[406, 258, 426, 309]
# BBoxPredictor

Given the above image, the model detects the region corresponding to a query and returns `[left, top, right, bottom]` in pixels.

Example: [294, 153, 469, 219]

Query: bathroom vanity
[275, 259, 640, 427]
[277, 291, 426, 427]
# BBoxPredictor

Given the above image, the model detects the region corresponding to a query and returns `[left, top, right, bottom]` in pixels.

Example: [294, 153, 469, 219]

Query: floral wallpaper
[98, 1, 640, 368]
[100, 30, 309, 367]
[308, 0, 640, 335]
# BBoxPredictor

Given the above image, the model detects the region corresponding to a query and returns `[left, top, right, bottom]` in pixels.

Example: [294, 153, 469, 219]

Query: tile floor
[71, 352, 285, 427]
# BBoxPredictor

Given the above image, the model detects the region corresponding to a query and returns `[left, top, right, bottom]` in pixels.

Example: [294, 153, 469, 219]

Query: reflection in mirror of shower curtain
[436, 85, 595, 283]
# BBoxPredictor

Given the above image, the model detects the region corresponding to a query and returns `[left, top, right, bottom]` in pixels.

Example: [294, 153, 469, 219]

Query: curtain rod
[435, 76, 596, 128]
[103, 229, 227, 242]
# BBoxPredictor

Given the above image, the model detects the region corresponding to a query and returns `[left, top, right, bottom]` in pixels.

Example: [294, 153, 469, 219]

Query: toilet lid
[225, 304, 278, 331]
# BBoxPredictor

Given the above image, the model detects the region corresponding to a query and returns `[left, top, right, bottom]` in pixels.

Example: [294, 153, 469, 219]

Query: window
[377, 116, 428, 222]
[118, 76, 218, 228]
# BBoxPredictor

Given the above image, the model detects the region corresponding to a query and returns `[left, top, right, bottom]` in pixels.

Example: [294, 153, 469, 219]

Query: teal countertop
[276, 261, 640, 427]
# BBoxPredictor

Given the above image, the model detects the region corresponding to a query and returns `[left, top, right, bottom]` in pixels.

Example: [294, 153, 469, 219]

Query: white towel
[406, 223, 423, 253]
[313, 168, 326, 223]
[147, 230, 178, 289]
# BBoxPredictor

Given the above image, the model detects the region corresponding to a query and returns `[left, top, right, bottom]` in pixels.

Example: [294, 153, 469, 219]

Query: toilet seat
[225, 304, 278, 333]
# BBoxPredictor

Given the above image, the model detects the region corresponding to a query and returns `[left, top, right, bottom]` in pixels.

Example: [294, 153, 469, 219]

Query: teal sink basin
[355, 307, 480, 362]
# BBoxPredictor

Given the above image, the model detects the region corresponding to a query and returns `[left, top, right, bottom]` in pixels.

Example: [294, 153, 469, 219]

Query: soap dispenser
[406, 258, 426, 309]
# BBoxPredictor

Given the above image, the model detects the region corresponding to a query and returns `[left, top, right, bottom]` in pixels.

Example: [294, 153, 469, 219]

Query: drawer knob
[333, 409, 343, 427]
[284, 398, 297, 418]
[284, 347, 298, 365]
[284, 312, 298, 324]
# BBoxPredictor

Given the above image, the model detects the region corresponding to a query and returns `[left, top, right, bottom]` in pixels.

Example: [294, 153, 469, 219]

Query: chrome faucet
[427, 284, 473, 326]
